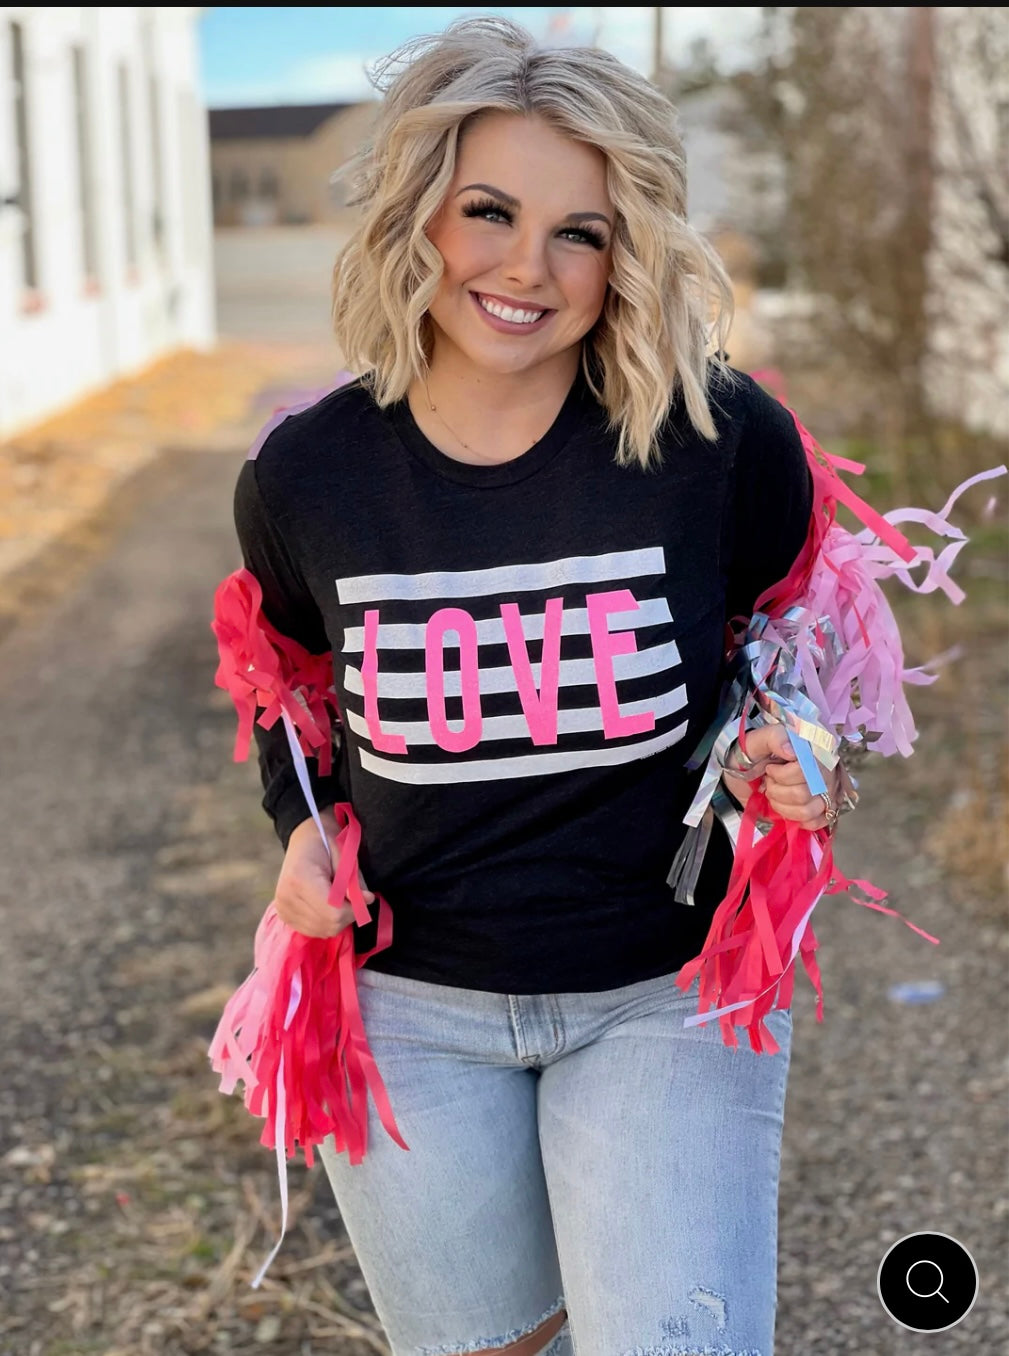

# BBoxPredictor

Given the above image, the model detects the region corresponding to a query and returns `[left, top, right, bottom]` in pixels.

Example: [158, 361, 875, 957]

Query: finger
[319, 821, 374, 904]
[741, 723, 796, 763]
[765, 784, 830, 819]
[302, 870, 358, 931]
[765, 787, 832, 829]
[763, 805, 829, 832]
[765, 779, 819, 807]
[765, 762, 844, 813]
[273, 894, 355, 938]
[299, 860, 340, 911]
[763, 761, 812, 785]
[763, 724, 796, 760]
[279, 860, 345, 924]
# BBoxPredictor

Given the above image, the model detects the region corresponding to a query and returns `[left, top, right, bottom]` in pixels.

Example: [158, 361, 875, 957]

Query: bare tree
[935, 8, 1009, 273]
[734, 6, 1009, 448]
[734, 8, 937, 437]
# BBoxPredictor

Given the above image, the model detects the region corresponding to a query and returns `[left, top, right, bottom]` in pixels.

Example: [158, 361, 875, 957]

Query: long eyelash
[461, 198, 607, 250]
[562, 225, 607, 250]
[461, 197, 512, 222]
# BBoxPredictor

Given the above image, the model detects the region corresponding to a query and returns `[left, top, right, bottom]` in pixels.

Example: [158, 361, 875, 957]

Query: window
[118, 64, 136, 270]
[72, 45, 97, 282]
[230, 168, 249, 200]
[259, 168, 278, 199]
[10, 21, 37, 289]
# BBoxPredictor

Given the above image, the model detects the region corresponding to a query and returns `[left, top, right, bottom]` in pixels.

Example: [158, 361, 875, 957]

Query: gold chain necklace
[422, 379, 537, 462]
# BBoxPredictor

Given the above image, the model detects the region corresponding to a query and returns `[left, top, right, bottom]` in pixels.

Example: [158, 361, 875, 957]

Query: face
[424, 112, 614, 380]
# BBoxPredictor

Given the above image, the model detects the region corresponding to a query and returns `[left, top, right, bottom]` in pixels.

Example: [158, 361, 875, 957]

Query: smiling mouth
[474, 293, 550, 325]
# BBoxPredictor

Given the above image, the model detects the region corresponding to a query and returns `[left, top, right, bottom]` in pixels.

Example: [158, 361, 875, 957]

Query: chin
[462, 331, 579, 378]
[476, 349, 551, 377]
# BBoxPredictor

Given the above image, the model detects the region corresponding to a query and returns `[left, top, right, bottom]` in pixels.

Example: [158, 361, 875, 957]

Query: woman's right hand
[272, 812, 375, 938]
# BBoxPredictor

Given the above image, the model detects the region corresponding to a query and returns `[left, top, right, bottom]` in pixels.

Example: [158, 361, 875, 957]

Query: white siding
[925, 8, 1009, 438]
[0, 6, 214, 438]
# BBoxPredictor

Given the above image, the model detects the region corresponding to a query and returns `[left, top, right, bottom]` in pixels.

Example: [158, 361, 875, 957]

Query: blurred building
[676, 81, 788, 370]
[0, 6, 214, 439]
[208, 101, 378, 227]
[679, 83, 786, 255]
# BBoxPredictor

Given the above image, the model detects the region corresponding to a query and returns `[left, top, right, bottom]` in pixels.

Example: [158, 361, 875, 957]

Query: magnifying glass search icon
[906, 1259, 949, 1302]
[879, 1231, 979, 1332]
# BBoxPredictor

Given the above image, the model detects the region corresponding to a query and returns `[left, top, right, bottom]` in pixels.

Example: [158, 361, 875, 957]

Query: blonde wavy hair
[332, 15, 734, 467]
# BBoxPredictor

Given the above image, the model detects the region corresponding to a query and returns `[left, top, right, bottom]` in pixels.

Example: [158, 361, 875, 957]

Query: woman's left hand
[721, 722, 843, 832]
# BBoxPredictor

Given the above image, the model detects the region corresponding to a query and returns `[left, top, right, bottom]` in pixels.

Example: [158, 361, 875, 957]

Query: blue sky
[198, 6, 761, 108]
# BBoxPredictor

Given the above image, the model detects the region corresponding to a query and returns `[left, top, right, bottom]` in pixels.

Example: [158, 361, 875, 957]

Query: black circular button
[877, 1232, 979, 1333]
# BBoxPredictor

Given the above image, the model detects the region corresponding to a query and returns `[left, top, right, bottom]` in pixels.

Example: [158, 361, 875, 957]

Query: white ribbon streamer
[249, 713, 327, 1288]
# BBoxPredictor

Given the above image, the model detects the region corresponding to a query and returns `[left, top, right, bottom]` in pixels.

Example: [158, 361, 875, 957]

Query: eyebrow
[455, 182, 612, 229]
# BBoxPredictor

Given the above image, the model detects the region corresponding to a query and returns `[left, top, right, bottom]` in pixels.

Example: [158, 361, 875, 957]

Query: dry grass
[1, 755, 392, 1356]
[929, 776, 1009, 900]
[0, 339, 338, 632]
[3, 1039, 392, 1356]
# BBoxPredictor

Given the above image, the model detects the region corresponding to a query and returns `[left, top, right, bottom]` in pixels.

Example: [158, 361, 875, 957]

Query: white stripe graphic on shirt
[336, 544, 688, 782]
[340, 597, 673, 652]
[344, 683, 687, 745]
[343, 639, 681, 700]
[357, 720, 690, 783]
[336, 547, 665, 604]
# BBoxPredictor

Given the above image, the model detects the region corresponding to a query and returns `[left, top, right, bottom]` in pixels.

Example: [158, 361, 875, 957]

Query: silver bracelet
[719, 738, 761, 779]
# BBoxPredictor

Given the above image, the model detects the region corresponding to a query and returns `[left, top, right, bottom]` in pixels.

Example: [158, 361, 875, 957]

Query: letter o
[425, 607, 483, 753]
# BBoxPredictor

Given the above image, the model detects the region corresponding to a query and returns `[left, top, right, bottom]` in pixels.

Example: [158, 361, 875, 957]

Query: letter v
[501, 598, 563, 746]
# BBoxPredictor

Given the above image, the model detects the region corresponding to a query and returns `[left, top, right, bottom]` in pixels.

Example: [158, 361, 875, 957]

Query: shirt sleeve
[724, 376, 813, 624]
[233, 450, 348, 849]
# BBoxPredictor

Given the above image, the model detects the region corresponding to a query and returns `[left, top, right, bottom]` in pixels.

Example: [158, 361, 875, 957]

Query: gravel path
[0, 442, 1004, 1355]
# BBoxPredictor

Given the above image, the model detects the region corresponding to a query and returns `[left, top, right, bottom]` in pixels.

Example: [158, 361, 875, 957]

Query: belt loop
[507, 992, 531, 1063]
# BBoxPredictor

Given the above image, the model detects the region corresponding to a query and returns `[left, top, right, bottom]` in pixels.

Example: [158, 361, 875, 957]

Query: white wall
[0, 6, 215, 438]
[926, 8, 1009, 439]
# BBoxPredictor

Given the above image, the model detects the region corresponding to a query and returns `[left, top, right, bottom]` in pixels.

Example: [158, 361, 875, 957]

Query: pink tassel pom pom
[207, 802, 405, 1164]
[208, 570, 406, 1164]
[211, 568, 342, 774]
[679, 405, 1004, 1052]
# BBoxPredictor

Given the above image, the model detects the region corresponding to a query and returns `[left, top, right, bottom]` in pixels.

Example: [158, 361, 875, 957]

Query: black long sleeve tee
[233, 368, 812, 993]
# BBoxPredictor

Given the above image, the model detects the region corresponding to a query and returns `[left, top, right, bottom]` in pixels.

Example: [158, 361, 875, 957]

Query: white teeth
[478, 296, 545, 325]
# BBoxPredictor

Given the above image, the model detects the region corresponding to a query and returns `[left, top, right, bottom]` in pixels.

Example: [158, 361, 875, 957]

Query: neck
[408, 343, 581, 465]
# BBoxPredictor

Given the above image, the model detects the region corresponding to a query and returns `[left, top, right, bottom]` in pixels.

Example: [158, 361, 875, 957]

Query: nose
[502, 226, 550, 292]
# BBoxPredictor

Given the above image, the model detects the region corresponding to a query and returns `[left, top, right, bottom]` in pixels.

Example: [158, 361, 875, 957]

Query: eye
[461, 197, 513, 224]
[557, 225, 608, 250]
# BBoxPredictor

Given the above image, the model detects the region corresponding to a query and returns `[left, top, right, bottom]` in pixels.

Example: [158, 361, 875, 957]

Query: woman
[230, 17, 840, 1356]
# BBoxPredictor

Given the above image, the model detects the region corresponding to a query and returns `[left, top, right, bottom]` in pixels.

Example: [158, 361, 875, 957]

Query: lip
[470, 291, 555, 334]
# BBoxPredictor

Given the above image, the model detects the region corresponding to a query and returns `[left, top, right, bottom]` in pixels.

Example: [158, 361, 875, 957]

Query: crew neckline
[386, 373, 594, 487]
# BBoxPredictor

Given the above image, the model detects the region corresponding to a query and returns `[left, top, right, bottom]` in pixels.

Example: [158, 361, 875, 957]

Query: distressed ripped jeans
[318, 966, 792, 1356]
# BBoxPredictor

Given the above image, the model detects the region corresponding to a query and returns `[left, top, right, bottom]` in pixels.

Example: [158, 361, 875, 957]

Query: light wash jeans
[318, 965, 792, 1356]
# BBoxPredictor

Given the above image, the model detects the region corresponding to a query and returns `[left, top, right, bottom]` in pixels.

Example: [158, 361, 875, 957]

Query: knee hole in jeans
[457, 1308, 567, 1356]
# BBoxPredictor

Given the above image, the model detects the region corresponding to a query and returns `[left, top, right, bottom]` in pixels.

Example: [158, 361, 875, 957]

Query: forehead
[454, 112, 610, 204]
